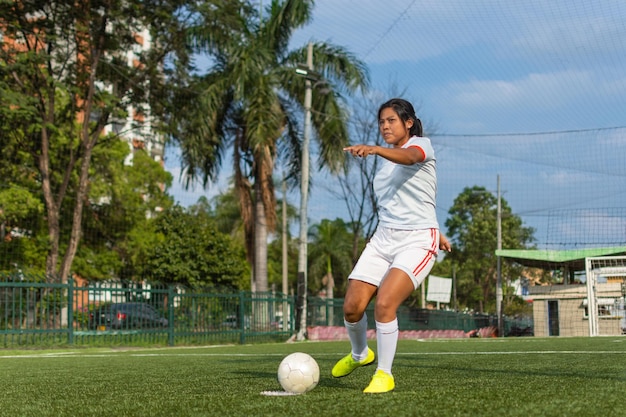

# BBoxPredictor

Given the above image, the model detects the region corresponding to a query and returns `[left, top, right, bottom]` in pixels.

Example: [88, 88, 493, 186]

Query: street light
[295, 64, 321, 81]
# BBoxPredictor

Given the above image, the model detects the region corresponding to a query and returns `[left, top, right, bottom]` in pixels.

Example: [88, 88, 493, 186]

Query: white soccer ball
[277, 352, 320, 394]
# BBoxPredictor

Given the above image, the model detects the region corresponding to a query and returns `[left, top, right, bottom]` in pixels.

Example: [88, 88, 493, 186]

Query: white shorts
[349, 227, 439, 290]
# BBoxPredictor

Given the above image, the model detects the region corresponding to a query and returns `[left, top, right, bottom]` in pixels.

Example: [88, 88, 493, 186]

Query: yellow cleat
[363, 369, 395, 393]
[331, 348, 375, 378]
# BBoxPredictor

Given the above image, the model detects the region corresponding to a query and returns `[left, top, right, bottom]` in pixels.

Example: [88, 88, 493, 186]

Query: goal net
[585, 256, 626, 337]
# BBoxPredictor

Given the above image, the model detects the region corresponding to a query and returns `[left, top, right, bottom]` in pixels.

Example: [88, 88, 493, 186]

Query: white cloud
[553, 208, 626, 245]
[513, 13, 626, 60]
[538, 170, 587, 187]
[445, 70, 593, 110]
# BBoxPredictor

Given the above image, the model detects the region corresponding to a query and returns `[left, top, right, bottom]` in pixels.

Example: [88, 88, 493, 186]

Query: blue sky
[166, 0, 626, 249]
[289, 0, 626, 133]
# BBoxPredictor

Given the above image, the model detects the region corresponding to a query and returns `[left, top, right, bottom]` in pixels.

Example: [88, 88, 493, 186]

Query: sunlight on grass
[1, 338, 626, 417]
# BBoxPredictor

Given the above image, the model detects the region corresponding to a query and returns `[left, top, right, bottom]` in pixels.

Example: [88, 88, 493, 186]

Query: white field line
[2, 350, 626, 359]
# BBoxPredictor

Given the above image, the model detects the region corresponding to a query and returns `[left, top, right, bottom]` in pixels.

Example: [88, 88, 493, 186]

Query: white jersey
[373, 135, 438, 230]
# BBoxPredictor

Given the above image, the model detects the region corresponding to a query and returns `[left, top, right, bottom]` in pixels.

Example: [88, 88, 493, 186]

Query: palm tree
[170, 0, 369, 292]
[308, 218, 353, 299]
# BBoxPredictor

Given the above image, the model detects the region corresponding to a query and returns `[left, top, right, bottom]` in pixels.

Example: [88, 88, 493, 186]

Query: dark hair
[378, 98, 423, 137]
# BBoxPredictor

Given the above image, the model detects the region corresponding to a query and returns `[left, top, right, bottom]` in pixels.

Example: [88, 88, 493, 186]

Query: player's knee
[374, 298, 397, 321]
[343, 302, 364, 323]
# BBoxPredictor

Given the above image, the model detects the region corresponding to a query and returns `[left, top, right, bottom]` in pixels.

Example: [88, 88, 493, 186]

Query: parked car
[506, 325, 534, 337]
[89, 302, 168, 330]
[271, 312, 286, 330]
[221, 315, 251, 329]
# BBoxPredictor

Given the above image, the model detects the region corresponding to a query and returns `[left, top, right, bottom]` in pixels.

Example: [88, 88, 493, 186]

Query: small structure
[497, 247, 626, 337]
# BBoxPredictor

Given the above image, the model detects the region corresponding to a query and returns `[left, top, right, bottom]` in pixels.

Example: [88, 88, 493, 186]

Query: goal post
[585, 256, 626, 337]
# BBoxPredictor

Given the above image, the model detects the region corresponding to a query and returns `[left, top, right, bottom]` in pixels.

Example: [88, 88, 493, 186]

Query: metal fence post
[168, 285, 175, 346]
[239, 291, 246, 345]
[67, 277, 74, 345]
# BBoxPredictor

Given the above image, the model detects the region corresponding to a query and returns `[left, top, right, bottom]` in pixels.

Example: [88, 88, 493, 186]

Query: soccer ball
[277, 352, 320, 394]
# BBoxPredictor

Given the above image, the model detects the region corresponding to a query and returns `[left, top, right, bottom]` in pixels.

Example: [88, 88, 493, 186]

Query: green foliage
[73, 304, 97, 328]
[40, 290, 66, 317]
[0, 235, 47, 275]
[308, 218, 354, 297]
[142, 205, 249, 289]
[72, 141, 174, 280]
[266, 232, 298, 294]
[206, 189, 246, 241]
[0, 0, 196, 281]
[503, 295, 534, 317]
[0, 187, 43, 226]
[265, 190, 299, 292]
[0, 184, 47, 274]
[445, 186, 535, 313]
[72, 248, 124, 282]
[172, 0, 369, 291]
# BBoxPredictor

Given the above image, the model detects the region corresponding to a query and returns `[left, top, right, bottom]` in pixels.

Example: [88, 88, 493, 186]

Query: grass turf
[1, 337, 625, 417]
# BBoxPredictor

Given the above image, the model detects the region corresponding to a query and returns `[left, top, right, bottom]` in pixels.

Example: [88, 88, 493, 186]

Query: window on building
[582, 298, 625, 319]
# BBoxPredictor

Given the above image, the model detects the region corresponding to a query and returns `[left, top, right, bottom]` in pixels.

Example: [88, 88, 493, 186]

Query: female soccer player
[332, 98, 451, 393]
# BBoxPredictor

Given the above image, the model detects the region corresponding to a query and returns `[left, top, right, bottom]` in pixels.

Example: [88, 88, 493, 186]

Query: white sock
[345, 313, 369, 361]
[375, 318, 398, 375]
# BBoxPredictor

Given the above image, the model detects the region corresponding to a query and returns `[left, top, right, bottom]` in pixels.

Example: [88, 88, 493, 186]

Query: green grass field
[1, 337, 625, 417]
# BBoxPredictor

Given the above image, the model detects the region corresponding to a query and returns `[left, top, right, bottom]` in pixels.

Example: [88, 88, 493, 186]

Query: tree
[74, 142, 174, 280]
[190, 184, 300, 293]
[267, 231, 298, 293]
[267, 184, 299, 293]
[308, 218, 353, 298]
[170, 0, 369, 292]
[444, 186, 535, 313]
[141, 205, 249, 289]
[0, 186, 45, 274]
[0, 0, 192, 282]
[207, 188, 246, 243]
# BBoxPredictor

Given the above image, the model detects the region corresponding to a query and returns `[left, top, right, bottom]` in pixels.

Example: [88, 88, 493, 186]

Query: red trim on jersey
[407, 145, 426, 161]
[412, 228, 438, 277]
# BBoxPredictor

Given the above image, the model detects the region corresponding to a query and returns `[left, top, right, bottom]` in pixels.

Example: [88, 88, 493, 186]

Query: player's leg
[333, 227, 398, 379]
[362, 268, 414, 393]
[364, 229, 439, 393]
[374, 267, 416, 365]
[331, 279, 377, 377]
[343, 279, 378, 358]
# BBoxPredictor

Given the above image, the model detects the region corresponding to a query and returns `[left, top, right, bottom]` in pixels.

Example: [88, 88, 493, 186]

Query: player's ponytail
[411, 118, 423, 137]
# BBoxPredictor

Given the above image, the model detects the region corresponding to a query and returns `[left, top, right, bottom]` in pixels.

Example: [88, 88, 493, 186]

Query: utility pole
[296, 42, 313, 341]
[282, 174, 289, 329]
[496, 175, 503, 336]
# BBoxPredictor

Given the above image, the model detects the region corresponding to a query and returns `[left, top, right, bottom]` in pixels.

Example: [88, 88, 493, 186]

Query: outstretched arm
[343, 145, 424, 165]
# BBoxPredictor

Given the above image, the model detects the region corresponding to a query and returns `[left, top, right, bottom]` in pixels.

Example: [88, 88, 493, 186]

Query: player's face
[378, 107, 412, 147]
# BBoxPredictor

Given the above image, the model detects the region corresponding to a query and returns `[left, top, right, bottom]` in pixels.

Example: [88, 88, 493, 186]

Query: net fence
[434, 126, 626, 249]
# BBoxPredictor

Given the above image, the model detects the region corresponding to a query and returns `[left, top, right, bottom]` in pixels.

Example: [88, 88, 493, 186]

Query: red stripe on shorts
[412, 229, 438, 277]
